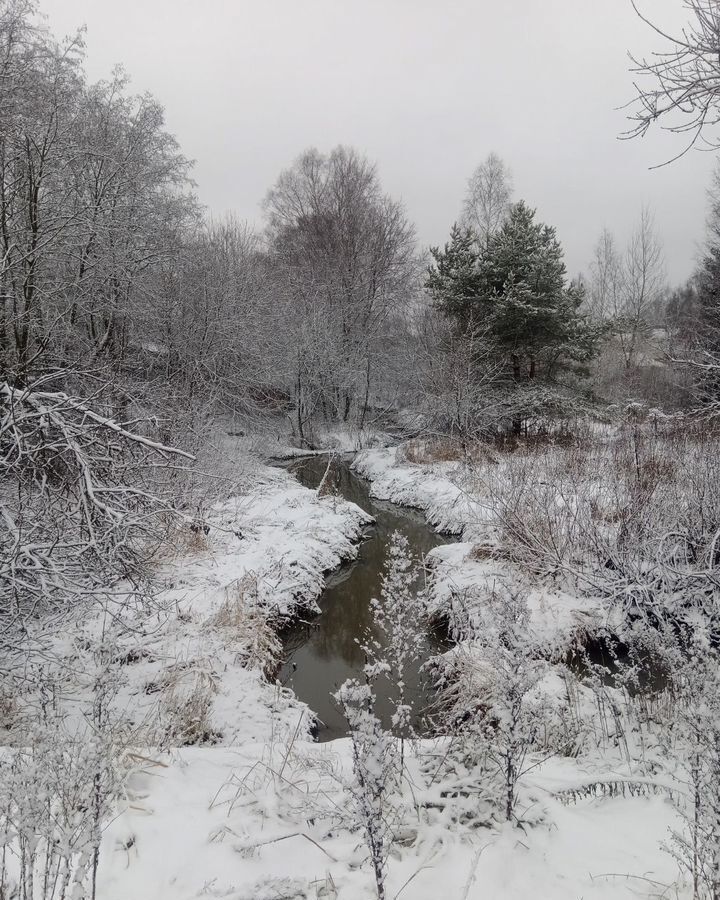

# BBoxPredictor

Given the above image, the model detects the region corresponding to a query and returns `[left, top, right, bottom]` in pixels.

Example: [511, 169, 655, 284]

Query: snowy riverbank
[353, 447, 613, 650]
[14, 451, 690, 899]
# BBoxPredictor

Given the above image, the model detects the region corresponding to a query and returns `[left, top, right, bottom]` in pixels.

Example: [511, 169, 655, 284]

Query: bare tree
[410, 302, 505, 442]
[587, 229, 623, 322]
[460, 152, 513, 249]
[0, 4, 85, 379]
[626, 0, 720, 161]
[0, 2, 195, 384]
[263, 146, 416, 439]
[618, 206, 666, 369]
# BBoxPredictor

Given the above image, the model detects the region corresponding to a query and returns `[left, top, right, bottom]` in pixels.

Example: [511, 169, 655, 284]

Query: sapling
[362, 531, 426, 769]
[0, 715, 120, 900]
[436, 586, 547, 823]
[334, 679, 398, 900]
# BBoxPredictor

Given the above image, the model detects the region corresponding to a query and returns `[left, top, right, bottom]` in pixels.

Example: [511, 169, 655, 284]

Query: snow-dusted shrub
[0, 718, 120, 900]
[334, 679, 398, 900]
[480, 424, 720, 626]
[362, 532, 426, 764]
[432, 588, 552, 822]
[664, 642, 720, 900]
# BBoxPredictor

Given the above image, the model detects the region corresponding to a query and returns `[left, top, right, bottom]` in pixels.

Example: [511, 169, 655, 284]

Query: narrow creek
[278, 455, 453, 741]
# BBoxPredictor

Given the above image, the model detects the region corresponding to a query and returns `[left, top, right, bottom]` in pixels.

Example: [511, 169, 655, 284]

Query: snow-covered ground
[353, 446, 484, 535]
[7, 449, 693, 899]
[344, 445, 689, 899]
[99, 738, 681, 900]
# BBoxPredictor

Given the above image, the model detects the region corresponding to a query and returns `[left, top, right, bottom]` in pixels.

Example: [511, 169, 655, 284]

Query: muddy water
[279, 455, 452, 741]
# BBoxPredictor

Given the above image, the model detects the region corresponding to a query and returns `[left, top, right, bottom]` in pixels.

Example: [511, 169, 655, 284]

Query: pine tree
[697, 245, 720, 328]
[478, 201, 600, 383]
[425, 224, 485, 333]
[427, 203, 600, 381]
[426, 202, 602, 433]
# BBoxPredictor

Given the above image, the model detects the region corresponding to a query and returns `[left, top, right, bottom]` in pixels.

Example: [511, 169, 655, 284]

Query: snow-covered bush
[480, 424, 720, 626]
[664, 641, 720, 899]
[362, 532, 426, 764]
[334, 679, 398, 900]
[0, 380, 193, 620]
[0, 716, 121, 900]
[433, 588, 552, 822]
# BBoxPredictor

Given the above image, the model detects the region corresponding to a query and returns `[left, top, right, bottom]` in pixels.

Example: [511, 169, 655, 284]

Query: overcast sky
[42, 0, 717, 285]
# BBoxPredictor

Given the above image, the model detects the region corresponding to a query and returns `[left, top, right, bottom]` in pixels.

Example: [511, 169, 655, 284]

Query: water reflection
[277, 455, 452, 741]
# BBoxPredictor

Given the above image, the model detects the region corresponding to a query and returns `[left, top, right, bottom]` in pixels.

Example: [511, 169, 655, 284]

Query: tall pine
[426, 202, 601, 432]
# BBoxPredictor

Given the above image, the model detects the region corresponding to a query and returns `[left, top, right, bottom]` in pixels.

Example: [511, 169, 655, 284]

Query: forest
[3, 0, 720, 898]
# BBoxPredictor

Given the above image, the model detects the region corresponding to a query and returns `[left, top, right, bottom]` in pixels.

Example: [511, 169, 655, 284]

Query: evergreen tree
[689, 246, 720, 399]
[427, 203, 599, 382]
[426, 202, 602, 432]
[425, 224, 484, 332]
[695, 247, 720, 351]
[478, 201, 599, 382]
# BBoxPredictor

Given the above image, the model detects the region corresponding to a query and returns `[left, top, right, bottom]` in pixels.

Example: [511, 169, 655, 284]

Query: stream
[278, 455, 452, 741]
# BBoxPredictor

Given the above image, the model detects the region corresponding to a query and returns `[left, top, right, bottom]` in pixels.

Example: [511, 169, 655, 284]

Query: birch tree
[461, 152, 513, 249]
[618, 206, 666, 369]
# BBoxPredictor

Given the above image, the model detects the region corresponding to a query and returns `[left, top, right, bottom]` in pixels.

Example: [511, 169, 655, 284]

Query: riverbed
[278, 455, 452, 741]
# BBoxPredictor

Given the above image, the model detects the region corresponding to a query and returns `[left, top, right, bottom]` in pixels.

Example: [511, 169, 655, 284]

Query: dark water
[278, 455, 452, 741]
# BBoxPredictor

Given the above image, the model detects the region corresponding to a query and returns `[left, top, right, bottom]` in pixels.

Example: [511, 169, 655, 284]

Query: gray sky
[43, 0, 717, 285]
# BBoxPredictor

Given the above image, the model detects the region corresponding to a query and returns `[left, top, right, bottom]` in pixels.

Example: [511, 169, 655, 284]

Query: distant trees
[584, 210, 673, 404]
[673, 164, 720, 402]
[587, 229, 623, 323]
[695, 164, 720, 356]
[461, 152, 513, 249]
[617, 207, 666, 370]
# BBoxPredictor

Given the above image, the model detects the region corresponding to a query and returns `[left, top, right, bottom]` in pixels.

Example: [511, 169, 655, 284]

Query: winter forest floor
[69, 428, 698, 900]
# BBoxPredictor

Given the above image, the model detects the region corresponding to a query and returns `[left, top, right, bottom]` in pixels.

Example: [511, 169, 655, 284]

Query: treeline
[4, 0, 720, 620]
[4, 0, 719, 450]
[0, 0, 420, 442]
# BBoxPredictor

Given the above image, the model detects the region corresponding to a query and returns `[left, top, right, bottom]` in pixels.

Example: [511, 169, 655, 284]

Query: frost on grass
[334, 679, 398, 900]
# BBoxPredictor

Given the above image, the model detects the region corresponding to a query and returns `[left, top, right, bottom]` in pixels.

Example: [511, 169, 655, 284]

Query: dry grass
[154, 518, 211, 562]
[468, 542, 499, 561]
[161, 675, 220, 747]
[208, 575, 282, 675]
[147, 661, 221, 747]
[400, 436, 464, 464]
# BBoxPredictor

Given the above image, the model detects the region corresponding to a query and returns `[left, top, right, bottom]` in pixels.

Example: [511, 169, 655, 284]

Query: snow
[353, 447, 485, 535]
[28, 464, 375, 748]
[354, 448, 613, 650]
[4, 450, 695, 899]
[427, 540, 611, 652]
[97, 740, 682, 900]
